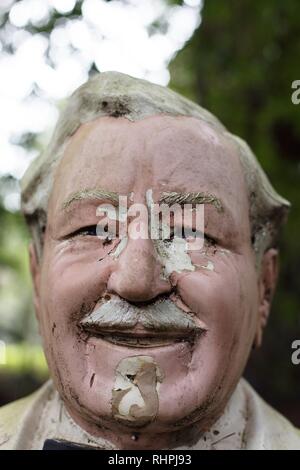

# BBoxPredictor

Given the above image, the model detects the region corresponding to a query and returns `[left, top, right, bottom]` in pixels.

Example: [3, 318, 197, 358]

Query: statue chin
[49, 333, 236, 440]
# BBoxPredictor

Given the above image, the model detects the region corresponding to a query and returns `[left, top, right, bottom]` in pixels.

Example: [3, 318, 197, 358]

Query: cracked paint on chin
[112, 356, 164, 428]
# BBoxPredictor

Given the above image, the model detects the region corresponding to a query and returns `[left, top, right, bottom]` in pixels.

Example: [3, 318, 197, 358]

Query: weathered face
[32, 115, 261, 438]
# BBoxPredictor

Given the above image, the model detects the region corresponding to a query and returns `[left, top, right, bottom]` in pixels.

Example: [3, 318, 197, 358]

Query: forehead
[50, 115, 249, 221]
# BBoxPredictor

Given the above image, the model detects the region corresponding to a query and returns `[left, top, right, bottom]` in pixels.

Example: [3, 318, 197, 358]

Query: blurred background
[0, 0, 299, 425]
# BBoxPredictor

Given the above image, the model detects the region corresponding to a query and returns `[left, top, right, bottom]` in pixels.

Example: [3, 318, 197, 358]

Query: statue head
[21, 72, 290, 447]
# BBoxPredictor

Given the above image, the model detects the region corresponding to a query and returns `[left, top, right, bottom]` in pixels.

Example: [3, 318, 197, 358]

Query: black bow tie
[43, 438, 101, 450]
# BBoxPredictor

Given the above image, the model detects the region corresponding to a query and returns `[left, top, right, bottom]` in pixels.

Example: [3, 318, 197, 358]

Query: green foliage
[170, 0, 300, 407]
[1, 343, 48, 376]
[0, 176, 36, 343]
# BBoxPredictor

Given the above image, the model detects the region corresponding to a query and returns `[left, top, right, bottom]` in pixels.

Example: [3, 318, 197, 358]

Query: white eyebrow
[159, 191, 223, 212]
[62, 188, 120, 210]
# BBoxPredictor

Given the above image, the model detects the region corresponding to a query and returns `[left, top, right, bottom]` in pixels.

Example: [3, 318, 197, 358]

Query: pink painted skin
[29, 115, 278, 449]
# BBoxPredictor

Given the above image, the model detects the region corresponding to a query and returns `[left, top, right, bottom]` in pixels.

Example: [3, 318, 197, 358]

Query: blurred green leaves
[0, 342, 47, 376]
[0, 176, 37, 343]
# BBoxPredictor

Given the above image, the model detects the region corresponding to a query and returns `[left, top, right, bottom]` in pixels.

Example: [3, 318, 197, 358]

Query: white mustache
[79, 297, 205, 334]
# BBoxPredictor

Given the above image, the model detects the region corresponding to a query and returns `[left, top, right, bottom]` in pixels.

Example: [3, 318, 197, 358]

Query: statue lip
[80, 325, 207, 348]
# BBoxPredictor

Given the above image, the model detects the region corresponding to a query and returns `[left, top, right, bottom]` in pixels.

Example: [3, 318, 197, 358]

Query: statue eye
[183, 229, 217, 246]
[71, 225, 98, 237]
[159, 226, 216, 244]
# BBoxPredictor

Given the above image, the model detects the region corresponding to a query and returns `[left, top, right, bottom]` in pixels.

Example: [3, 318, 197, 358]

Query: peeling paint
[154, 238, 195, 279]
[219, 248, 230, 255]
[112, 356, 164, 427]
[146, 188, 196, 279]
[198, 260, 214, 271]
[111, 237, 128, 259]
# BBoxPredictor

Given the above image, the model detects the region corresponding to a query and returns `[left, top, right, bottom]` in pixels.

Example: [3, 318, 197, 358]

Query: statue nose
[107, 237, 171, 303]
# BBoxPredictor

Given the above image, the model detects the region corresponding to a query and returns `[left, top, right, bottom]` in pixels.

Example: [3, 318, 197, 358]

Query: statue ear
[254, 248, 279, 349]
[29, 242, 42, 324]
